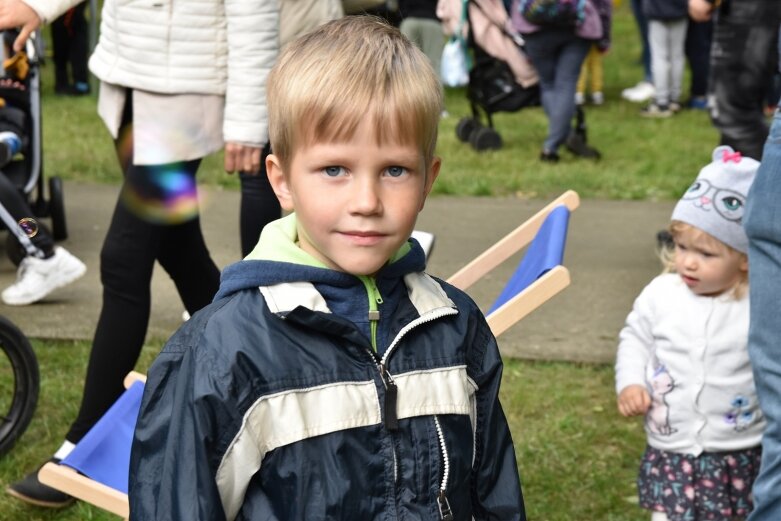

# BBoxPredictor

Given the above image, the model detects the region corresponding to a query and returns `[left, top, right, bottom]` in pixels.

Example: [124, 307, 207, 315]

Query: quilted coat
[24, 0, 278, 144]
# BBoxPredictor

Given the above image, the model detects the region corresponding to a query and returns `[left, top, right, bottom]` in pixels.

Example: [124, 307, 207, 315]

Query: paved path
[0, 181, 674, 364]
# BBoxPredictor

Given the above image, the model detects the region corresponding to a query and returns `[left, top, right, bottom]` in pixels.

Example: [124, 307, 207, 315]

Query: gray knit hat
[671, 146, 759, 253]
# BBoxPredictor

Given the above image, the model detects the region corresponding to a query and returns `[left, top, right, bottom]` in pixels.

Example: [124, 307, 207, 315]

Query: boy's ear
[266, 153, 295, 212]
[419, 156, 441, 212]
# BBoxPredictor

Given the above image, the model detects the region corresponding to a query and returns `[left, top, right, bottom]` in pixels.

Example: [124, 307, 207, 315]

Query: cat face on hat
[671, 146, 759, 253]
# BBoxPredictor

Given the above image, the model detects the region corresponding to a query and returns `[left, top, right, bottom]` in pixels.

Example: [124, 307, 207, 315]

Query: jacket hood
[215, 214, 427, 301]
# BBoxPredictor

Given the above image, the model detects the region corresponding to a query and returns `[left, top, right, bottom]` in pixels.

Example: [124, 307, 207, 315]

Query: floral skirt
[637, 445, 762, 521]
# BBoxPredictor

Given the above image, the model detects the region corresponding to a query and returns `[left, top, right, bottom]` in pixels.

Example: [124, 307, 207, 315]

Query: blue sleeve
[129, 337, 235, 520]
[469, 317, 527, 521]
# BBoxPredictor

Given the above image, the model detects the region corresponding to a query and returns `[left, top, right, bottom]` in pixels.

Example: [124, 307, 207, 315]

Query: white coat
[25, 0, 278, 145]
[615, 273, 765, 456]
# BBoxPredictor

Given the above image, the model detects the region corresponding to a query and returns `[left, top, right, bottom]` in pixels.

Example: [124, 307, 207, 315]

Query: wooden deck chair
[447, 190, 579, 337]
[38, 371, 146, 519]
[411, 229, 436, 259]
[33, 193, 577, 517]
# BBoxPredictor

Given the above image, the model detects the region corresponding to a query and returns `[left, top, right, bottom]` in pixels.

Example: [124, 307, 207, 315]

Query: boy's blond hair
[267, 16, 443, 169]
[660, 220, 749, 298]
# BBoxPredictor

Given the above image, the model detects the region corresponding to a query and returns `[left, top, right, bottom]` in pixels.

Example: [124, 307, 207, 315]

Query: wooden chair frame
[446, 190, 579, 337]
[33, 191, 579, 517]
[38, 371, 146, 519]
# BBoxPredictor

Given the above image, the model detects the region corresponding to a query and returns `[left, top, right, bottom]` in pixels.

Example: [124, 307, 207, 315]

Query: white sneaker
[2, 247, 87, 306]
[574, 92, 585, 105]
[591, 91, 604, 105]
[621, 81, 655, 103]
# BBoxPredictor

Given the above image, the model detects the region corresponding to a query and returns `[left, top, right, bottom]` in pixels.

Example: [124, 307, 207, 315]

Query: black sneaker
[5, 459, 75, 508]
[640, 103, 672, 118]
[540, 149, 560, 162]
[565, 132, 601, 159]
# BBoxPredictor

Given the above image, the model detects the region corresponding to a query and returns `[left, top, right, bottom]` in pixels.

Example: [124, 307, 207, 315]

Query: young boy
[129, 16, 526, 521]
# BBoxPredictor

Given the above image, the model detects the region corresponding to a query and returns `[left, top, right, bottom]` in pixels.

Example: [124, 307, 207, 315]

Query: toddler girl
[616, 146, 765, 521]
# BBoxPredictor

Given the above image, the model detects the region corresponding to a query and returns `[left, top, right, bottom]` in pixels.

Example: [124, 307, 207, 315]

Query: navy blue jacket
[129, 218, 525, 521]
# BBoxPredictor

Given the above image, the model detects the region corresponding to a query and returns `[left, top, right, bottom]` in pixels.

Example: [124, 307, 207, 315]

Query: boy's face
[267, 119, 440, 276]
[673, 226, 747, 296]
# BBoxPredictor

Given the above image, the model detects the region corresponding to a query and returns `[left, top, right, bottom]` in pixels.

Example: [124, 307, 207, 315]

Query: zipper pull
[437, 490, 453, 521]
[381, 364, 398, 431]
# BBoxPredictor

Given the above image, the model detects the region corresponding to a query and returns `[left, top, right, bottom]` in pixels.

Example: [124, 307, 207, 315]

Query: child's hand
[617, 385, 651, 417]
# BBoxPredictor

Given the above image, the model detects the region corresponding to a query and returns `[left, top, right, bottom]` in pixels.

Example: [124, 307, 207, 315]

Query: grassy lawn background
[0, 3, 731, 520]
[43, 4, 718, 201]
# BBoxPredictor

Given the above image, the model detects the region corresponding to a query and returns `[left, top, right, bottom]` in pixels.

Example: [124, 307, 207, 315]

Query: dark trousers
[630, 0, 652, 82]
[708, 0, 781, 160]
[523, 29, 590, 152]
[66, 93, 220, 442]
[685, 18, 713, 98]
[238, 142, 280, 257]
[50, 2, 89, 87]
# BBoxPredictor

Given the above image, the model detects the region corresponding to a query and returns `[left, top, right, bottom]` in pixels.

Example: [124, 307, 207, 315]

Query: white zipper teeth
[380, 307, 458, 366]
[372, 307, 457, 487]
[433, 415, 450, 493]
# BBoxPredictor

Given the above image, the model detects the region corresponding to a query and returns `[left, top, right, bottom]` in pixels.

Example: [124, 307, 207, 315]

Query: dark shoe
[687, 96, 708, 110]
[54, 82, 90, 96]
[565, 132, 601, 159]
[5, 459, 75, 508]
[72, 82, 90, 96]
[656, 230, 674, 250]
[540, 150, 560, 162]
[640, 103, 672, 118]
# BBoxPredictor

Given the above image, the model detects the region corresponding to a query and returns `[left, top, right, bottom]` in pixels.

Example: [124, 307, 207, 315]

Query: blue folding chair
[38, 372, 146, 519]
[447, 190, 578, 337]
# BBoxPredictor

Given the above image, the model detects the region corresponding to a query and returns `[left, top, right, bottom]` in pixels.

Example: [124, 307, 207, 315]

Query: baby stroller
[442, 0, 597, 156]
[0, 30, 68, 264]
[440, 0, 540, 151]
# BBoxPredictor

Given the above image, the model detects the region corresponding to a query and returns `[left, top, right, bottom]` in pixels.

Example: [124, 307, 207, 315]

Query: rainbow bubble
[120, 164, 201, 225]
[17, 217, 37, 237]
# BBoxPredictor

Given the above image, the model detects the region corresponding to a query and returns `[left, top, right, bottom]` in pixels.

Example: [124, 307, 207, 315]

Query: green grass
[0, 3, 720, 519]
[39, 5, 719, 201]
[0, 340, 649, 521]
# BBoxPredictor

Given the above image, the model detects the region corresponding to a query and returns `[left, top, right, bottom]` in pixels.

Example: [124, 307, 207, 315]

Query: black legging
[0, 172, 55, 257]
[50, 2, 89, 87]
[65, 92, 220, 442]
[239, 142, 280, 257]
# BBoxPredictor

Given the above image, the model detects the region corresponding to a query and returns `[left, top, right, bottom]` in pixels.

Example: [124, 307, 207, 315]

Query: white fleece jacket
[26, 0, 278, 145]
[615, 273, 764, 456]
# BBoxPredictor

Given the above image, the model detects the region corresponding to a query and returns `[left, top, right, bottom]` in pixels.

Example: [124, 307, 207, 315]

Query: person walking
[0, 0, 278, 508]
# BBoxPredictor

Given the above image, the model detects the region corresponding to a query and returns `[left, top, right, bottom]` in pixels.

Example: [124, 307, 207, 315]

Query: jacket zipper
[434, 416, 454, 521]
[359, 278, 459, 505]
[360, 276, 383, 351]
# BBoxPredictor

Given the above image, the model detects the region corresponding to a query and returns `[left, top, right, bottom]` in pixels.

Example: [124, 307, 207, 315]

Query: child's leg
[648, 19, 672, 106]
[668, 18, 689, 105]
[591, 48, 604, 95]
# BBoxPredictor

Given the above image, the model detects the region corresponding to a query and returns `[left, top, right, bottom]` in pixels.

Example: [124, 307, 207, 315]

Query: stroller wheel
[456, 117, 480, 143]
[49, 176, 68, 241]
[470, 127, 502, 152]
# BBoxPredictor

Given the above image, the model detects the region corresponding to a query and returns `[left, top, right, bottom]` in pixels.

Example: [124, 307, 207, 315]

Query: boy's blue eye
[386, 166, 406, 177]
[324, 166, 343, 177]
